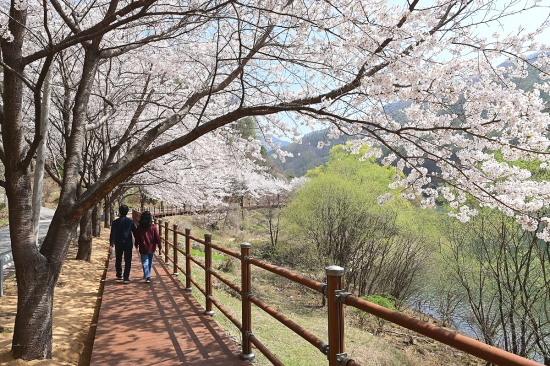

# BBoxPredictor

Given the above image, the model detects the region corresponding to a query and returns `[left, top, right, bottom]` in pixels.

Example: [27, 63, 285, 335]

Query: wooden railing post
[173, 224, 178, 275]
[240, 243, 255, 361]
[326, 265, 346, 366]
[184, 228, 192, 291]
[158, 219, 163, 254]
[204, 234, 214, 316]
[164, 221, 169, 263]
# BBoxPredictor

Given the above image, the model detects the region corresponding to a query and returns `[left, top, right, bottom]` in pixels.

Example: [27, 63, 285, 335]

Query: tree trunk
[12, 254, 55, 359]
[104, 197, 111, 228]
[92, 202, 101, 237]
[11, 208, 75, 359]
[12, 258, 54, 360]
[8, 171, 58, 360]
[31, 69, 52, 243]
[76, 209, 93, 261]
[0, 7, 65, 358]
[110, 202, 115, 226]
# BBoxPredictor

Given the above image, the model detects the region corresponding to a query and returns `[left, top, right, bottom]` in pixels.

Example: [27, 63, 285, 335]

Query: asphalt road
[0, 207, 55, 274]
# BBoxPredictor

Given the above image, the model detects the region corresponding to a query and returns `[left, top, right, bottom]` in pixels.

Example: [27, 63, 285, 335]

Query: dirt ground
[0, 233, 110, 365]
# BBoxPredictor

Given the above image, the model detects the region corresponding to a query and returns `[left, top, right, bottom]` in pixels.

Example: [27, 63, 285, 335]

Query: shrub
[361, 294, 397, 311]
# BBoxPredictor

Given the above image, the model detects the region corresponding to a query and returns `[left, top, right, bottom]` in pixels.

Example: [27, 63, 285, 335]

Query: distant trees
[436, 154, 550, 364]
[285, 145, 432, 300]
[261, 195, 283, 253]
[442, 210, 550, 364]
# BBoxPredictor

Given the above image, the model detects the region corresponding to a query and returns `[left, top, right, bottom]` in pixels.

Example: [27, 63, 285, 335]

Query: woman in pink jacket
[134, 211, 161, 283]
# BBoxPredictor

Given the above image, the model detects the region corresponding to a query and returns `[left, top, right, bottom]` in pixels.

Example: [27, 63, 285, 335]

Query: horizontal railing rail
[140, 204, 283, 218]
[133, 209, 542, 366]
[342, 294, 538, 366]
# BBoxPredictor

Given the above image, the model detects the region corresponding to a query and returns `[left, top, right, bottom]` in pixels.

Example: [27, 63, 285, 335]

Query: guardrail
[135, 209, 541, 366]
[0, 250, 14, 297]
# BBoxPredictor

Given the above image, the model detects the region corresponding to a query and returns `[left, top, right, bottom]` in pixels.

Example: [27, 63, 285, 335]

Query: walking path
[91, 250, 252, 365]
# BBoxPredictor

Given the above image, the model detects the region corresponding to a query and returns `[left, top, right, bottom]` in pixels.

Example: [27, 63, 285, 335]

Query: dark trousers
[115, 245, 133, 280]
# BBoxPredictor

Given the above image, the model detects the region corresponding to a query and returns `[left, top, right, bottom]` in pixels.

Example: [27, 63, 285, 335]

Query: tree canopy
[285, 144, 437, 299]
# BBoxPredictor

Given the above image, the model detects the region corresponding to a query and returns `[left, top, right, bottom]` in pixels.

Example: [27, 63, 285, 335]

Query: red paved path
[91, 250, 251, 365]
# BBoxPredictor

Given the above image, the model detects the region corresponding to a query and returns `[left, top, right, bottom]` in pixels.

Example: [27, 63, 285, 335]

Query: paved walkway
[91, 250, 252, 365]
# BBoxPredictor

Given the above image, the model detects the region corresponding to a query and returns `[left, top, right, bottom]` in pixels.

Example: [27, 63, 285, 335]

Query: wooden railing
[132, 209, 542, 366]
[140, 203, 283, 217]
[140, 206, 189, 217]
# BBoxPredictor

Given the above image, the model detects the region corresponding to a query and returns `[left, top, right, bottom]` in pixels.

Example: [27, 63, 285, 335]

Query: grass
[156, 211, 485, 366]
[164, 244, 413, 366]
[180, 266, 330, 365]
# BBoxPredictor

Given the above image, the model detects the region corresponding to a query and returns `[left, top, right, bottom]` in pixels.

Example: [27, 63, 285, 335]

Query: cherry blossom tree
[138, 129, 296, 210]
[1, 0, 549, 360]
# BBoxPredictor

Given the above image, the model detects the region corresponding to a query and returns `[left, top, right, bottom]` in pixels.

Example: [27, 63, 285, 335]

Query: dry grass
[0, 232, 109, 365]
[162, 213, 486, 366]
[0, 205, 8, 227]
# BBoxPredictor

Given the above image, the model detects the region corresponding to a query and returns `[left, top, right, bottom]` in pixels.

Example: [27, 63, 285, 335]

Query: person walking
[134, 211, 161, 283]
[109, 204, 137, 284]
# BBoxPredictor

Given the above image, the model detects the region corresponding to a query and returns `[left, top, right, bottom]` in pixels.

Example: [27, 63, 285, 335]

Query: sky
[277, 0, 550, 138]
[472, 0, 549, 43]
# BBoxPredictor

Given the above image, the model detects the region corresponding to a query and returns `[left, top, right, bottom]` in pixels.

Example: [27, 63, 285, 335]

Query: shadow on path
[90, 249, 252, 365]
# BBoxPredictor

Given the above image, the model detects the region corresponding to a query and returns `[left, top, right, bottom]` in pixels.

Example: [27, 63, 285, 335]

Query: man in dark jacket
[109, 204, 137, 284]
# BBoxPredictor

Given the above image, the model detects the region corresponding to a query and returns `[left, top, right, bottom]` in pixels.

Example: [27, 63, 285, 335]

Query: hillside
[275, 52, 550, 178]
[277, 129, 352, 177]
